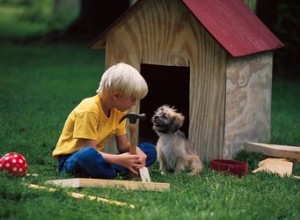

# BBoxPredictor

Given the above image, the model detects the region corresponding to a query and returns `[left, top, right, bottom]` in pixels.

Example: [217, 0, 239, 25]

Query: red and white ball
[0, 152, 28, 176]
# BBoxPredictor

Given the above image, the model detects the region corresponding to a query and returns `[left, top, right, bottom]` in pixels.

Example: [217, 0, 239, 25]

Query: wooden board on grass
[244, 142, 300, 160]
[252, 158, 293, 177]
[27, 184, 135, 208]
[46, 178, 170, 192]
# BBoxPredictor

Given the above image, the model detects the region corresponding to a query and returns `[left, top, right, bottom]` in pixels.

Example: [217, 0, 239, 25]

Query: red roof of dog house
[91, 0, 284, 57]
[183, 0, 284, 57]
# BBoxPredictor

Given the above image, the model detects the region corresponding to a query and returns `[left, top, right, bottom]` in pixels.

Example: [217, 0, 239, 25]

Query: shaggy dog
[152, 105, 203, 175]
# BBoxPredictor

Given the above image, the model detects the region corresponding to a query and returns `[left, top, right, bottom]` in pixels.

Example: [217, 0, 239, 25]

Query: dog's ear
[170, 114, 184, 133]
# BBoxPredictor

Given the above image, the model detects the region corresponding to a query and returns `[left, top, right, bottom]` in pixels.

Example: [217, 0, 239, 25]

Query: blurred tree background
[0, 0, 299, 79]
[256, 0, 300, 79]
[0, 0, 130, 41]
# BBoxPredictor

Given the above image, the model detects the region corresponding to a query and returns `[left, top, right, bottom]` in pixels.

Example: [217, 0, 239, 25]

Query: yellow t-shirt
[52, 95, 127, 158]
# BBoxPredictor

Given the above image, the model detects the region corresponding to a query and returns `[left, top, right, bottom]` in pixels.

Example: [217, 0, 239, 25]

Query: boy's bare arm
[115, 135, 130, 153]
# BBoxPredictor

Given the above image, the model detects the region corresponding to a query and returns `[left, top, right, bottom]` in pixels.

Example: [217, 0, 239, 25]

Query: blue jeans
[58, 143, 157, 179]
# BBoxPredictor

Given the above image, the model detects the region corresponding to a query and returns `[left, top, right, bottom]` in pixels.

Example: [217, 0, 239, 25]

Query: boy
[52, 63, 157, 179]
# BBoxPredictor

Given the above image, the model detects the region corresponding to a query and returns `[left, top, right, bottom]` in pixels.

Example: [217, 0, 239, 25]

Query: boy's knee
[62, 160, 78, 174]
[79, 147, 118, 179]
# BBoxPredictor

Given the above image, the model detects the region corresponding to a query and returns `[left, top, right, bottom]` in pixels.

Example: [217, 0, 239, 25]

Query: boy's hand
[117, 153, 144, 174]
[136, 146, 147, 167]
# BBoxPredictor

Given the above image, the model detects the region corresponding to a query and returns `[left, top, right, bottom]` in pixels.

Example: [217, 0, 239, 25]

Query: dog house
[90, 0, 284, 159]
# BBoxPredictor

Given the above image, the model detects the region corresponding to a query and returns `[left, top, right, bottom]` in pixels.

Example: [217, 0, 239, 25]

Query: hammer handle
[129, 124, 137, 155]
[128, 122, 151, 181]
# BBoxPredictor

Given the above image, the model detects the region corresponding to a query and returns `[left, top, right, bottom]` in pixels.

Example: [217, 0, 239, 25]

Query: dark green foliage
[257, 0, 300, 79]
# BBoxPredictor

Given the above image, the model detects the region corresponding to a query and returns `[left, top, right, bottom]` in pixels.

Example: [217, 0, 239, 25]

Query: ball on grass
[0, 152, 28, 176]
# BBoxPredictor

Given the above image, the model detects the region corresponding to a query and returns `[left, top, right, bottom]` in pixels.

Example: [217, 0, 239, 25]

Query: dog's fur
[152, 105, 203, 175]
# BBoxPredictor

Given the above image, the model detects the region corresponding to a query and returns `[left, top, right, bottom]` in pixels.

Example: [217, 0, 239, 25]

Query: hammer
[119, 113, 151, 182]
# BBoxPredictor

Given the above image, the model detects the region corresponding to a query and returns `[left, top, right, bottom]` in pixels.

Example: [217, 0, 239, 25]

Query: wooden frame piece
[252, 158, 293, 177]
[244, 142, 300, 160]
[46, 178, 170, 192]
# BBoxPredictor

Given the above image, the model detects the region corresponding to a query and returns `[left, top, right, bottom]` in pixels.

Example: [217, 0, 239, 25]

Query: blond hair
[96, 63, 148, 99]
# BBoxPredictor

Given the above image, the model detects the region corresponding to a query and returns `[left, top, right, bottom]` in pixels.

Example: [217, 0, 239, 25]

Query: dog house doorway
[139, 64, 190, 144]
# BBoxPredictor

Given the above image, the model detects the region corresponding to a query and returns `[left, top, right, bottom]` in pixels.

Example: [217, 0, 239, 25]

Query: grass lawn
[0, 40, 299, 220]
[0, 4, 300, 220]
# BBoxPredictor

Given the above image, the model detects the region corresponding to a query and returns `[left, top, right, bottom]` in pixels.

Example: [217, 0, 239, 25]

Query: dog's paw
[188, 170, 200, 176]
[160, 171, 167, 175]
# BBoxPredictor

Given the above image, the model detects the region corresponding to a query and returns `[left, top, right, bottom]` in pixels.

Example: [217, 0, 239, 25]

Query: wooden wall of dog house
[102, 0, 228, 159]
[224, 52, 273, 158]
[188, 43, 227, 160]
[105, 0, 193, 67]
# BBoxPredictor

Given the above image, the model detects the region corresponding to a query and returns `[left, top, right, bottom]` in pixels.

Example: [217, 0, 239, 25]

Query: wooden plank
[45, 178, 170, 192]
[244, 142, 300, 160]
[252, 158, 293, 177]
[27, 184, 135, 208]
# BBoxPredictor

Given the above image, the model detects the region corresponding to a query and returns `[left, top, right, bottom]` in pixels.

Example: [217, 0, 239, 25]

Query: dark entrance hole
[139, 64, 190, 144]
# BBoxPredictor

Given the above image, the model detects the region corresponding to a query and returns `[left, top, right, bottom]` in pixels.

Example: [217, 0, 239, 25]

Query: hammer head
[119, 113, 146, 124]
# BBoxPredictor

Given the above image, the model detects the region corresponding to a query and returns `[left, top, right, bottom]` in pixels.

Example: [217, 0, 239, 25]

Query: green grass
[271, 79, 300, 146]
[0, 41, 104, 163]
[1, 4, 300, 220]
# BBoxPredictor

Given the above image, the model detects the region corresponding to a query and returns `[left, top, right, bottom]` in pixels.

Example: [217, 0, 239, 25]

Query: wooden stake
[129, 123, 151, 182]
[27, 184, 135, 208]
[45, 178, 170, 192]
